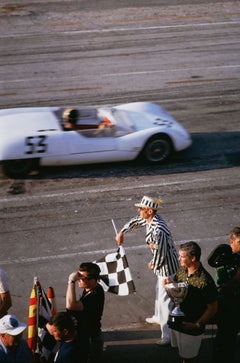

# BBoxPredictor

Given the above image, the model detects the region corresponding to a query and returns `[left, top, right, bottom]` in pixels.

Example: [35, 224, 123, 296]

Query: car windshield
[112, 109, 136, 136]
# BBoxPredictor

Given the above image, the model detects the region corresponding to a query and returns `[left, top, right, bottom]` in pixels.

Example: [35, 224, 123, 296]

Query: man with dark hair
[46, 311, 82, 363]
[213, 227, 240, 363]
[66, 262, 104, 363]
[165, 241, 218, 363]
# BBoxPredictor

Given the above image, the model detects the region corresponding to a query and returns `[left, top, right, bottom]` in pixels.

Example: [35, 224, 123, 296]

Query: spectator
[212, 227, 240, 363]
[46, 311, 82, 363]
[115, 195, 179, 345]
[66, 262, 105, 363]
[165, 241, 218, 363]
[0, 267, 12, 318]
[0, 314, 33, 362]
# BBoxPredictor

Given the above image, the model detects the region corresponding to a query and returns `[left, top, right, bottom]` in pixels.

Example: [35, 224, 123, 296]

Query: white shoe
[156, 338, 170, 346]
[145, 317, 160, 324]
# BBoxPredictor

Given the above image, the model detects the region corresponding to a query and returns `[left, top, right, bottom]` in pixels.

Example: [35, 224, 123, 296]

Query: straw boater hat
[135, 196, 163, 210]
[0, 314, 26, 336]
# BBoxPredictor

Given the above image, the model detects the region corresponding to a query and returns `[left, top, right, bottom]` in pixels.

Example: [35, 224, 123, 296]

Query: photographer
[209, 227, 240, 363]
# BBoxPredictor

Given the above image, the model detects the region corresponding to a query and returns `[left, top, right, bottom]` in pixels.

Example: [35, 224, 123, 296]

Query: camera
[208, 244, 240, 287]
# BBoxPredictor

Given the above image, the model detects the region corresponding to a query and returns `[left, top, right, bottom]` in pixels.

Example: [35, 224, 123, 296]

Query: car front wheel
[2, 159, 38, 178]
[142, 135, 173, 164]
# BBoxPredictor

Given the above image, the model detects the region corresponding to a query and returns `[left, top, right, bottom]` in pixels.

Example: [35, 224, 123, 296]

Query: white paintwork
[0, 102, 192, 166]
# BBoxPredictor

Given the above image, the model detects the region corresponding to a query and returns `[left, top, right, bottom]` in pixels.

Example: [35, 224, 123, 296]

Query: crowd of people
[116, 196, 240, 363]
[0, 262, 104, 363]
[0, 195, 239, 363]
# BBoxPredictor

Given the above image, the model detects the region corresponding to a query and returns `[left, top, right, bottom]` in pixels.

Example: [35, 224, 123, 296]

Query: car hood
[113, 102, 184, 132]
[0, 108, 61, 137]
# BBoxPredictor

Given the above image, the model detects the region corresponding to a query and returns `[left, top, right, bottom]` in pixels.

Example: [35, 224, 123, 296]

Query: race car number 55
[25, 135, 48, 154]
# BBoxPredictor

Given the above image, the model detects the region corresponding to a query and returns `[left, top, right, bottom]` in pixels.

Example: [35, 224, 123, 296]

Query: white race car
[0, 102, 192, 178]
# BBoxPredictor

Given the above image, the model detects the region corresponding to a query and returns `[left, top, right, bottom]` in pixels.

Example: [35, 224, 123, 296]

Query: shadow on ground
[1, 130, 236, 181]
[1, 131, 240, 182]
[102, 325, 224, 363]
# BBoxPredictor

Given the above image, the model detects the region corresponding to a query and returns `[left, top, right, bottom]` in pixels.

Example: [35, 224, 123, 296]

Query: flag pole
[112, 218, 122, 254]
[35, 277, 40, 355]
[111, 218, 118, 236]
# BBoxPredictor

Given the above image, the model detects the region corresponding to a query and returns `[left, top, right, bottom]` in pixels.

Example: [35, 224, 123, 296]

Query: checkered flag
[95, 246, 136, 296]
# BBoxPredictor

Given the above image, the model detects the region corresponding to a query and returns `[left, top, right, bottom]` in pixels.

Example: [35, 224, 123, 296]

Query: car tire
[2, 159, 38, 178]
[142, 134, 173, 164]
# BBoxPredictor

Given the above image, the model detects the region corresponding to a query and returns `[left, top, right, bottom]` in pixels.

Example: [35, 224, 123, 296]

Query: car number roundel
[25, 135, 48, 154]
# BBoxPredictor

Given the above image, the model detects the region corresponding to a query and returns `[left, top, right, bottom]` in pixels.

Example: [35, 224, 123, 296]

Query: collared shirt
[0, 338, 33, 363]
[54, 338, 83, 363]
[174, 264, 218, 324]
[121, 214, 179, 276]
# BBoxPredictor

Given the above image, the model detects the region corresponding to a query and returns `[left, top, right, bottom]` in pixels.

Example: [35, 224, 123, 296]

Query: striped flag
[47, 287, 57, 316]
[27, 277, 59, 360]
[28, 280, 38, 352]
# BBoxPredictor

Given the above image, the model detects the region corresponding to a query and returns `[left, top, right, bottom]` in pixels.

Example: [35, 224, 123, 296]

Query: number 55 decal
[25, 135, 48, 154]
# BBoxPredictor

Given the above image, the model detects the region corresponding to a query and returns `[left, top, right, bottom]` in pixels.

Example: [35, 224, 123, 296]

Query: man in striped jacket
[116, 195, 179, 346]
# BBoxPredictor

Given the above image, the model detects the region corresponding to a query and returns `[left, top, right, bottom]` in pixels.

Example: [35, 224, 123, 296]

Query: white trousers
[171, 329, 203, 358]
[153, 275, 173, 340]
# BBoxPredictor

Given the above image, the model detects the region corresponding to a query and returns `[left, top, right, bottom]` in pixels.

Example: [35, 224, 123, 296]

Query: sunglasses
[78, 273, 92, 281]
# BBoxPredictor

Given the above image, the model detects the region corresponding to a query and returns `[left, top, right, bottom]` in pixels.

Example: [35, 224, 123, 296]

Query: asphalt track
[0, 1, 240, 362]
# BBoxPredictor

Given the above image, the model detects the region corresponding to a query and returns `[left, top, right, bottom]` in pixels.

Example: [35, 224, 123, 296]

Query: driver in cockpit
[62, 108, 79, 131]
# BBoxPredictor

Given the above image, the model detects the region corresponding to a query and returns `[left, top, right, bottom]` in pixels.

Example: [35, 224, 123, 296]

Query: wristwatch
[195, 322, 202, 328]
[68, 280, 75, 284]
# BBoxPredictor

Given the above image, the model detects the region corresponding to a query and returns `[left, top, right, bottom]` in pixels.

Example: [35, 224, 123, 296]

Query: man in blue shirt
[46, 311, 83, 363]
[0, 314, 33, 363]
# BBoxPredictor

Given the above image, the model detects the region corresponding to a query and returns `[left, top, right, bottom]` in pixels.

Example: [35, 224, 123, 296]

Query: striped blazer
[121, 214, 179, 276]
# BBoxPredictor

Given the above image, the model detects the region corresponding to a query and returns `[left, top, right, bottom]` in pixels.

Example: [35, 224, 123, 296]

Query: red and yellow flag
[27, 284, 37, 352]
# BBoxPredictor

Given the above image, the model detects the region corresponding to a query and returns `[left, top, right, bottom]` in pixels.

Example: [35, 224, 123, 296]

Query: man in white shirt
[0, 268, 12, 318]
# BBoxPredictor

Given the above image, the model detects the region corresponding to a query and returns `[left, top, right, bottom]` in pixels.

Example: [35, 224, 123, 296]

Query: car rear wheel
[2, 159, 38, 178]
[142, 135, 173, 164]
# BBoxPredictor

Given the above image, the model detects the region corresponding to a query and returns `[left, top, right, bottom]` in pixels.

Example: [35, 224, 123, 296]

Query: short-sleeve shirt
[0, 269, 9, 294]
[68, 283, 104, 338]
[79, 284, 104, 337]
[173, 264, 218, 334]
[0, 269, 9, 306]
